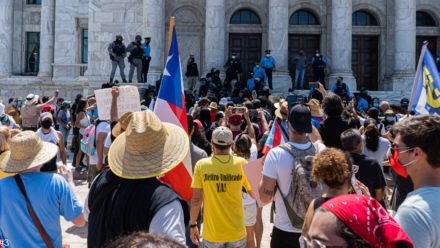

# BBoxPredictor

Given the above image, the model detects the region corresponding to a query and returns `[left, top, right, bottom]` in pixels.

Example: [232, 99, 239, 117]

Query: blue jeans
[59, 125, 70, 147]
[294, 68, 305, 89]
[203, 238, 246, 248]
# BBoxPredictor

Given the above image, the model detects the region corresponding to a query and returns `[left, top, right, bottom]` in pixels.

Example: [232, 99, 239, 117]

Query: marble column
[0, 0, 14, 77]
[391, 0, 416, 91]
[329, 0, 356, 90]
[38, 0, 56, 78]
[204, 0, 225, 74]
[143, 0, 165, 83]
[268, 0, 291, 92]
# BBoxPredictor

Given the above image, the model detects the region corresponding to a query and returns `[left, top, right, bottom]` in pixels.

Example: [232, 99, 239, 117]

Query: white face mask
[266, 54, 270, 57]
[232, 56, 236, 59]
[316, 53, 319, 56]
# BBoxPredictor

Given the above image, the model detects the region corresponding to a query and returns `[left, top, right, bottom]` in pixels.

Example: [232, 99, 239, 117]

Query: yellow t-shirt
[192, 155, 251, 242]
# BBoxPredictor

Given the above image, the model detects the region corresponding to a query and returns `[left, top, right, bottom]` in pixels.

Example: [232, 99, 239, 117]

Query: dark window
[81, 29, 88, 63]
[416, 11, 436, 27]
[27, 0, 42, 4]
[230, 9, 261, 24]
[25, 32, 40, 74]
[289, 10, 319, 25]
[352, 11, 378, 26]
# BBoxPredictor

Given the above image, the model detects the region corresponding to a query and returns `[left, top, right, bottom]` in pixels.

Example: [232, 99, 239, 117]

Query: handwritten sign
[243, 158, 268, 207]
[95, 86, 141, 120]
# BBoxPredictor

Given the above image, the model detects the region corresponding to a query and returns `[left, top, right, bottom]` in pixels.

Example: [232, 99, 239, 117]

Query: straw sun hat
[112, 112, 133, 138]
[108, 110, 189, 179]
[275, 100, 289, 120]
[1, 131, 58, 173]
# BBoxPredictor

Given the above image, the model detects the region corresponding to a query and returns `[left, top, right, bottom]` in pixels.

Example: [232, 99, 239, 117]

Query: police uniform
[127, 35, 144, 83]
[108, 36, 127, 83]
[260, 50, 276, 89]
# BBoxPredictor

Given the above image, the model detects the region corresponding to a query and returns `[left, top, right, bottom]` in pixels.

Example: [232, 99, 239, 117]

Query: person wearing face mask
[392, 116, 440, 248]
[331, 76, 351, 101]
[383, 109, 396, 132]
[142, 37, 152, 84]
[108, 35, 127, 84]
[311, 50, 327, 84]
[292, 49, 308, 91]
[252, 62, 267, 85]
[340, 129, 386, 207]
[260, 50, 276, 90]
[36, 112, 67, 172]
[224, 54, 242, 86]
[126, 35, 145, 83]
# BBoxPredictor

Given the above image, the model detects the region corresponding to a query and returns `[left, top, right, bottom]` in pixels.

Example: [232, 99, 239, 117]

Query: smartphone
[232, 107, 246, 114]
[308, 82, 319, 91]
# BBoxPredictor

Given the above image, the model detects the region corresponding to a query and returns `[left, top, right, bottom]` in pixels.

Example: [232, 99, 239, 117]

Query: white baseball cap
[212, 127, 233, 146]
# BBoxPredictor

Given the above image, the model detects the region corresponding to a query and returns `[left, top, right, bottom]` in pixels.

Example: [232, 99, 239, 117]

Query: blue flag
[410, 46, 440, 115]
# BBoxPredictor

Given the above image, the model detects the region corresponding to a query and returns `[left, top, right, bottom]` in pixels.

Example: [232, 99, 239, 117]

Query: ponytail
[364, 124, 379, 152]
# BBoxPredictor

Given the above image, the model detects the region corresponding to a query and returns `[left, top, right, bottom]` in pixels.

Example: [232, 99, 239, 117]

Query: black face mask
[41, 120, 52, 129]
[116, 39, 122, 43]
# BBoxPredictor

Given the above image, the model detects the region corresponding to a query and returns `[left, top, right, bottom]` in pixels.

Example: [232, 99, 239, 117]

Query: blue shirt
[247, 78, 255, 91]
[260, 55, 276, 69]
[356, 97, 369, 112]
[143, 43, 151, 57]
[331, 82, 351, 97]
[0, 173, 83, 248]
[395, 187, 440, 248]
[253, 66, 267, 83]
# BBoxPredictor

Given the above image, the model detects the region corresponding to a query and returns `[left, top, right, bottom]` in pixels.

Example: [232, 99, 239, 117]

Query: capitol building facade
[0, 0, 439, 101]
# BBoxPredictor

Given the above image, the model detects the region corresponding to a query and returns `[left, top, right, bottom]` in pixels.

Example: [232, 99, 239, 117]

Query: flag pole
[409, 41, 429, 111]
[167, 16, 175, 54]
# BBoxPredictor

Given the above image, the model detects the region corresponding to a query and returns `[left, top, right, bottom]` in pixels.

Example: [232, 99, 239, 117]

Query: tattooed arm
[259, 175, 277, 204]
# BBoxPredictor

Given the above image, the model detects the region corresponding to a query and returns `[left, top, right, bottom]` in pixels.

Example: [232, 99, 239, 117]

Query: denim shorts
[202, 238, 246, 248]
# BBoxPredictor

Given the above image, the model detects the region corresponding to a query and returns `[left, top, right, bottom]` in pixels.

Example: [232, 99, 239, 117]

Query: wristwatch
[189, 224, 198, 228]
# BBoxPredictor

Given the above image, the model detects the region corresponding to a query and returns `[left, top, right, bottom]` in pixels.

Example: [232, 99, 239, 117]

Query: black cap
[288, 104, 312, 134]
[401, 98, 409, 105]
[135, 35, 142, 40]
[144, 37, 151, 40]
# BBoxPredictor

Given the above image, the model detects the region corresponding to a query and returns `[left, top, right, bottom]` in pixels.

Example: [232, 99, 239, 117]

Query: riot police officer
[126, 35, 144, 83]
[312, 50, 327, 84]
[107, 35, 127, 83]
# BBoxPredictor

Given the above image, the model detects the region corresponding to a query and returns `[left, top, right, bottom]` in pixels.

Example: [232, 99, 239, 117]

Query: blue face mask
[373, 103, 379, 108]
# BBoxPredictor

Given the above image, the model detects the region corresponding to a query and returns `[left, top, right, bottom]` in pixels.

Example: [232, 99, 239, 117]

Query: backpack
[81, 124, 96, 156]
[276, 142, 325, 229]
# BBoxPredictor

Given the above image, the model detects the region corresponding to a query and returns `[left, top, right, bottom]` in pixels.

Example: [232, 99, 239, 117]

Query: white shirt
[89, 122, 110, 165]
[104, 132, 112, 149]
[262, 141, 325, 233]
[242, 143, 258, 206]
[362, 136, 390, 167]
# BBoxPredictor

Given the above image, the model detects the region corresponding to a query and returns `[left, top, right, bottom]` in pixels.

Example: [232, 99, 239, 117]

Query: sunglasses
[390, 145, 414, 155]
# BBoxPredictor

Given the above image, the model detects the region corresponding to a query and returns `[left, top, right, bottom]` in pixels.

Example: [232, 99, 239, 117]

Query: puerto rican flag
[154, 26, 193, 201]
[262, 118, 288, 155]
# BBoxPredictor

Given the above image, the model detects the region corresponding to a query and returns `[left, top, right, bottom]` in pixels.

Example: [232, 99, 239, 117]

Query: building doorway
[288, 34, 320, 88]
[228, 33, 262, 81]
[416, 36, 437, 63]
[352, 35, 379, 90]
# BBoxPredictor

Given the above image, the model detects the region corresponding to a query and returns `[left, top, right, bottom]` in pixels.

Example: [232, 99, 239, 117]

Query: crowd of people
[0, 68, 439, 248]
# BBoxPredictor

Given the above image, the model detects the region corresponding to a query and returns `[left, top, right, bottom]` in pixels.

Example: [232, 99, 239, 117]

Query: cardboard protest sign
[95, 86, 141, 120]
[243, 158, 268, 207]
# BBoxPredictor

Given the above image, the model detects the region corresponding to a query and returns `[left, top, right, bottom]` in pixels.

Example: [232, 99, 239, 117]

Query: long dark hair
[364, 118, 379, 152]
[76, 99, 87, 114]
[234, 133, 252, 159]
